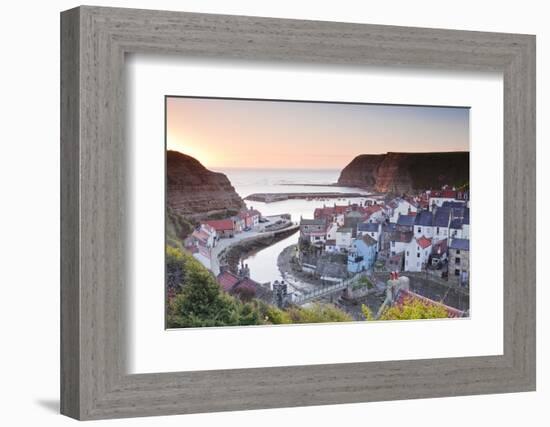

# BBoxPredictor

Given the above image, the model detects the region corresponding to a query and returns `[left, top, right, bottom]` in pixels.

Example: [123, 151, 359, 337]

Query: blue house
[347, 234, 378, 274]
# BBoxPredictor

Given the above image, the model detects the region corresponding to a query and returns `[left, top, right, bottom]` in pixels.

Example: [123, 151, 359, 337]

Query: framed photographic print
[61, 6, 536, 420]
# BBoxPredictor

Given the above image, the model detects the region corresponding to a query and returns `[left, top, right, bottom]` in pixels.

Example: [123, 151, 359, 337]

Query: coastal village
[181, 185, 470, 320]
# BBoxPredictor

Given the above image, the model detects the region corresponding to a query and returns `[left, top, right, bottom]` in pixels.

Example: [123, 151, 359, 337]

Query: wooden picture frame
[60, 6, 536, 420]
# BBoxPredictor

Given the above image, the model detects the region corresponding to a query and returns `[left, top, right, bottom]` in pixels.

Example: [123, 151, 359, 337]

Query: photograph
[165, 96, 470, 328]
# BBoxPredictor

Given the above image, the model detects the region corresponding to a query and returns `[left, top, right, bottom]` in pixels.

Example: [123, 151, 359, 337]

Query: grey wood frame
[60, 5, 536, 421]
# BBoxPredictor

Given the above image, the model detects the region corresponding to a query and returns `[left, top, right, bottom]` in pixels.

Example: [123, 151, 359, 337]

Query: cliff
[337, 151, 469, 193]
[167, 150, 245, 218]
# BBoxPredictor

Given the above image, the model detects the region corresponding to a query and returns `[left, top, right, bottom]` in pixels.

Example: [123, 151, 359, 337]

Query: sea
[215, 168, 370, 286]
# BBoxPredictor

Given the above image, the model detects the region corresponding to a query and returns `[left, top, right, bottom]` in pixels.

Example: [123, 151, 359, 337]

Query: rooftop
[337, 227, 353, 234]
[449, 238, 470, 251]
[358, 222, 380, 232]
[397, 214, 416, 227]
[300, 218, 326, 226]
[416, 236, 432, 249]
[433, 208, 451, 227]
[217, 271, 241, 292]
[361, 234, 378, 246]
[450, 218, 463, 229]
[204, 219, 235, 231]
[414, 210, 433, 227]
[390, 231, 414, 244]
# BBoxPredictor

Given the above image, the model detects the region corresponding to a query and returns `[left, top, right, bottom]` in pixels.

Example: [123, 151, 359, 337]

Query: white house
[389, 198, 419, 223]
[404, 236, 432, 272]
[326, 222, 339, 241]
[449, 218, 463, 239]
[432, 208, 451, 243]
[300, 218, 327, 244]
[335, 227, 353, 250]
[461, 209, 470, 239]
[389, 231, 413, 257]
[413, 210, 434, 239]
[191, 223, 217, 250]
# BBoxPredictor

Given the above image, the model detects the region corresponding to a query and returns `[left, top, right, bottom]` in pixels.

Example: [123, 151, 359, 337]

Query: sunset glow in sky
[166, 97, 469, 170]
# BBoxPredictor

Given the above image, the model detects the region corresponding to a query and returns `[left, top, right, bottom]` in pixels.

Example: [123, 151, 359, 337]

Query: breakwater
[244, 192, 365, 203]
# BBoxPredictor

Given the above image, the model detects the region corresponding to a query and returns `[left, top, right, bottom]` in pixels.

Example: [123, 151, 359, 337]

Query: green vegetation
[361, 297, 448, 321]
[166, 245, 353, 328]
[166, 208, 196, 249]
[352, 276, 374, 291]
[206, 209, 239, 220]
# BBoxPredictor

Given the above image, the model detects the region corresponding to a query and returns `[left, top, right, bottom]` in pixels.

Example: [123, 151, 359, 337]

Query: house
[389, 230, 413, 256]
[364, 204, 385, 223]
[191, 223, 217, 250]
[299, 218, 327, 244]
[396, 213, 416, 232]
[217, 270, 272, 302]
[414, 210, 434, 239]
[204, 219, 237, 238]
[379, 222, 397, 252]
[324, 239, 339, 253]
[389, 198, 419, 222]
[326, 222, 339, 241]
[428, 189, 458, 211]
[432, 207, 451, 242]
[239, 207, 261, 229]
[314, 204, 348, 223]
[449, 218, 463, 239]
[430, 238, 448, 268]
[462, 208, 470, 239]
[404, 236, 432, 272]
[449, 238, 470, 286]
[217, 270, 241, 292]
[442, 201, 467, 209]
[335, 227, 353, 250]
[347, 234, 378, 273]
[343, 210, 364, 237]
[231, 215, 244, 233]
[357, 222, 381, 250]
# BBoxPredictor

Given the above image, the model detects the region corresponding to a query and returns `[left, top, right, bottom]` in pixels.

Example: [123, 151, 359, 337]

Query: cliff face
[337, 151, 469, 193]
[167, 150, 245, 218]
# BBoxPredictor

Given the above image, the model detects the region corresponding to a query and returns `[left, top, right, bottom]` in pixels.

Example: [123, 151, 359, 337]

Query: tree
[167, 258, 244, 328]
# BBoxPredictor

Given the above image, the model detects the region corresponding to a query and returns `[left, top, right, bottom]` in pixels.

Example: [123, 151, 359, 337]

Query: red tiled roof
[416, 236, 432, 249]
[192, 230, 210, 242]
[314, 205, 349, 219]
[396, 289, 465, 318]
[217, 271, 240, 292]
[204, 219, 235, 231]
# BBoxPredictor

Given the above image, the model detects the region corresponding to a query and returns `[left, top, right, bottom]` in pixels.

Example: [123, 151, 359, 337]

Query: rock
[337, 151, 469, 193]
[167, 150, 245, 218]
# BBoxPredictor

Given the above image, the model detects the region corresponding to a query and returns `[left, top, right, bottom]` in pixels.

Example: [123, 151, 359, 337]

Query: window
[454, 269, 460, 276]
[455, 257, 460, 264]
[436, 227, 440, 233]
[456, 249, 460, 254]
[406, 251, 409, 256]
[417, 227, 421, 233]
[417, 253, 420, 258]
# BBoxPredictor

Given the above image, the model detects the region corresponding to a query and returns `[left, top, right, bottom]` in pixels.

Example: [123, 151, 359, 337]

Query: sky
[166, 96, 469, 170]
